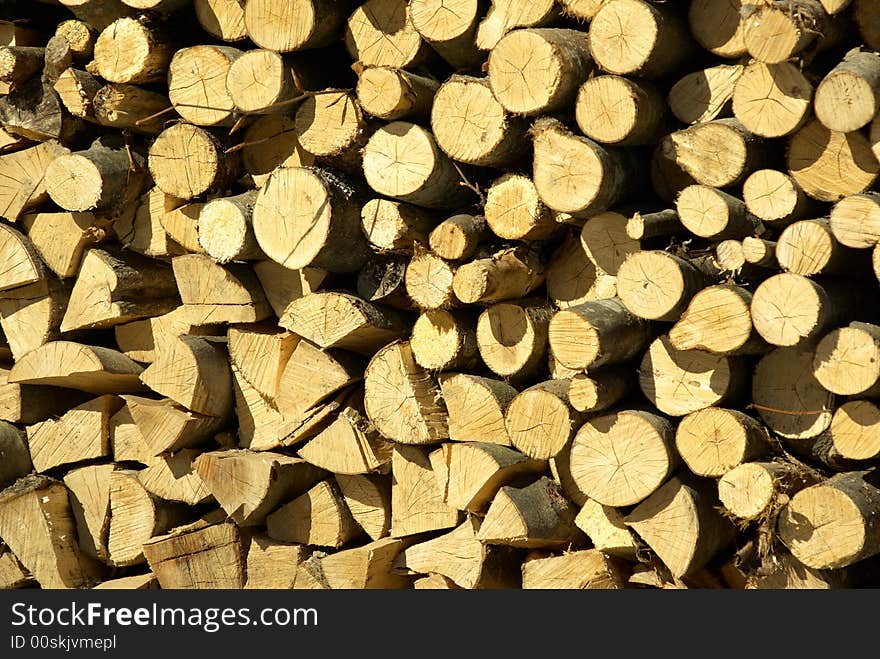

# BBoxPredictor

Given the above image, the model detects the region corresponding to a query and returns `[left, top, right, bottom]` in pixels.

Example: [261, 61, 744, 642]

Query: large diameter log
[364, 341, 447, 445]
[830, 193, 880, 249]
[409, 0, 482, 68]
[253, 167, 368, 272]
[452, 247, 545, 305]
[168, 45, 241, 127]
[433, 75, 527, 169]
[751, 274, 862, 347]
[732, 61, 812, 138]
[778, 472, 880, 569]
[743, 169, 813, 226]
[752, 345, 835, 440]
[617, 250, 704, 321]
[662, 119, 761, 188]
[532, 117, 630, 218]
[363, 122, 473, 209]
[814, 50, 880, 133]
[625, 477, 734, 579]
[787, 120, 879, 202]
[58, 0, 132, 30]
[675, 408, 769, 478]
[669, 284, 767, 355]
[0, 79, 81, 145]
[487, 29, 592, 116]
[344, 0, 428, 68]
[226, 49, 293, 115]
[570, 410, 676, 507]
[244, 0, 345, 52]
[505, 380, 582, 460]
[548, 298, 650, 371]
[813, 322, 880, 396]
[741, 0, 826, 64]
[776, 219, 863, 276]
[195, 0, 247, 41]
[93, 18, 172, 84]
[575, 75, 665, 146]
[294, 91, 370, 172]
[589, 0, 690, 77]
[640, 335, 746, 417]
[148, 123, 240, 200]
[828, 400, 880, 461]
[476, 301, 552, 380]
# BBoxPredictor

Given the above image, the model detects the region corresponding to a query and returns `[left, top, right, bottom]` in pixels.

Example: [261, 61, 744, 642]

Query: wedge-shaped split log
[521, 549, 628, 589]
[140, 335, 232, 417]
[9, 341, 143, 394]
[296, 536, 416, 589]
[299, 407, 393, 476]
[107, 469, 188, 567]
[143, 512, 245, 589]
[139, 450, 212, 506]
[27, 394, 122, 472]
[172, 254, 272, 325]
[123, 395, 224, 456]
[0, 475, 102, 588]
[266, 479, 361, 549]
[60, 247, 179, 332]
[63, 463, 115, 561]
[394, 518, 521, 589]
[430, 442, 546, 513]
[391, 445, 461, 538]
[477, 477, 581, 549]
[193, 449, 324, 527]
[336, 473, 391, 541]
[625, 476, 735, 579]
[439, 373, 516, 446]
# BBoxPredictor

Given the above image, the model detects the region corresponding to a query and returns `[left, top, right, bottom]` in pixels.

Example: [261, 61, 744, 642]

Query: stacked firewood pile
[0, 0, 879, 590]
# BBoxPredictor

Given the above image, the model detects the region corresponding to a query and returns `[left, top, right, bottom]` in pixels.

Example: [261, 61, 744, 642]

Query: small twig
[451, 160, 484, 203]
[747, 402, 830, 416]
[134, 104, 176, 127]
